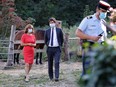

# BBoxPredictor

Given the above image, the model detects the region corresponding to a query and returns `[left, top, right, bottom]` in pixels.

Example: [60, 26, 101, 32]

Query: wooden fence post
[63, 33, 69, 61]
[56, 20, 62, 29]
[5, 25, 16, 68]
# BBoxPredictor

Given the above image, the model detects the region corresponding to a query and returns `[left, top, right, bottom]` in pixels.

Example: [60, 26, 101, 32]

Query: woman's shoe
[25, 76, 29, 82]
[24, 76, 26, 79]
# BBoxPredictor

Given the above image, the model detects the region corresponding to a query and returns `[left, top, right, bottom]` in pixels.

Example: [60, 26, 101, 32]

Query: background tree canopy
[15, 0, 116, 27]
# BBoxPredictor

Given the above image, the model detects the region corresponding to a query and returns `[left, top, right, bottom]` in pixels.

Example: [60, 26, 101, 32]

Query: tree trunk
[63, 33, 69, 61]
[4, 25, 16, 69]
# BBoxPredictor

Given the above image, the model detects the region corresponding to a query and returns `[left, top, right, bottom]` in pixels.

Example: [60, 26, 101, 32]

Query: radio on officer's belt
[98, 31, 104, 36]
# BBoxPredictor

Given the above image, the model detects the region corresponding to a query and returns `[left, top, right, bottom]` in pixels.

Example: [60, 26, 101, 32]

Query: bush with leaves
[82, 43, 116, 87]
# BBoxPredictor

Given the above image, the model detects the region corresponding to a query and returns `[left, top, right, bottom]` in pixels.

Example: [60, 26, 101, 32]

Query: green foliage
[82, 43, 116, 87]
[10, 0, 116, 27]
[107, 0, 116, 8]
[15, 0, 35, 19]
[15, 0, 113, 27]
[83, 5, 94, 18]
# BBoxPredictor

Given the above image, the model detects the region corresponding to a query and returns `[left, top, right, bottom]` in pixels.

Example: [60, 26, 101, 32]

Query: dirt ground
[0, 61, 82, 87]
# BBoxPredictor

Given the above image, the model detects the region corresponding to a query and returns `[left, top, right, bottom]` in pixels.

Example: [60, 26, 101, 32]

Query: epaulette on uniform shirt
[86, 15, 93, 19]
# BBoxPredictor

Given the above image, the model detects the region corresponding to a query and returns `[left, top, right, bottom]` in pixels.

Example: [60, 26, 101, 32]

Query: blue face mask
[99, 12, 107, 19]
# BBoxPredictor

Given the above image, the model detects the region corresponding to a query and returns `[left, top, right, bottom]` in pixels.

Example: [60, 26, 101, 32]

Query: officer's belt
[82, 40, 95, 45]
[82, 39, 103, 45]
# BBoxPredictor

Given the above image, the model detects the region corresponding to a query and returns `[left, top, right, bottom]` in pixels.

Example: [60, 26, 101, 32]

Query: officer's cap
[98, 0, 110, 11]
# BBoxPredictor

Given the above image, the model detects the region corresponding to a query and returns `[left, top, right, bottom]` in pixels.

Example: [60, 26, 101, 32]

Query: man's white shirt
[49, 27, 59, 47]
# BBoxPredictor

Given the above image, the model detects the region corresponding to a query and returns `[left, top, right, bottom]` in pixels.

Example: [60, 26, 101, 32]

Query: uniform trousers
[81, 41, 95, 76]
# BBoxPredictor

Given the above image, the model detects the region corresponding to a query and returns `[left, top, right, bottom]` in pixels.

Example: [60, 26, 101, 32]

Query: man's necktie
[51, 28, 54, 46]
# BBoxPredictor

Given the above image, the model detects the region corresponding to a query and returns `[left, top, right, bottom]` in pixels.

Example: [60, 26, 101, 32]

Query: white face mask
[28, 29, 33, 33]
[49, 23, 55, 28]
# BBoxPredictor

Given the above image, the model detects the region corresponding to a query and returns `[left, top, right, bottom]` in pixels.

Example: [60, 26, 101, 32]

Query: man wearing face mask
[75, 1, 110, 76]
[45, 17, 64, 82]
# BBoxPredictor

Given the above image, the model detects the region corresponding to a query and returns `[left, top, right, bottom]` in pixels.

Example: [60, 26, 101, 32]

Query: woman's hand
[28, 43, 36, 47]
[21, 43, 36, 47]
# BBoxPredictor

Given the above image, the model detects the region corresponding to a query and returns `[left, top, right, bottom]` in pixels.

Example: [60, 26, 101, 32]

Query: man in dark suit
[45, 17, 64, 81]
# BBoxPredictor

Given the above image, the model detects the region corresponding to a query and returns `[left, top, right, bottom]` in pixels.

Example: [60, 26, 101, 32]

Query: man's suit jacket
[45, 27, 64, 47]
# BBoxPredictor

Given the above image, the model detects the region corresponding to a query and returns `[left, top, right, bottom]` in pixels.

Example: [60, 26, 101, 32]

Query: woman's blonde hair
[112, 11, 116, 23]
[24, 24, 34, 33]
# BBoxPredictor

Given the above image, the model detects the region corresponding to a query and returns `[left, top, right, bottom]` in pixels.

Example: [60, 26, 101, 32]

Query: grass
[0, 60, 82, 87]
[73, 70, 83, 87]
[0, 73, 49, 87]
[0, 71, 81, 87]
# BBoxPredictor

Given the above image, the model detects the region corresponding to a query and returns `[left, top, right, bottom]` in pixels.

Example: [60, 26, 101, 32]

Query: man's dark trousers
[47, 47, 61, 80]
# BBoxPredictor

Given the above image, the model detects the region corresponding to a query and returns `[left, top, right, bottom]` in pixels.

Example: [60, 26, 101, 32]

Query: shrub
[82, 42, 116, 87]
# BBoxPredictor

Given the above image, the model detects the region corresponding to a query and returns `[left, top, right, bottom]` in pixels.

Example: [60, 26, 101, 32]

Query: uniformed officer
[76, 1, 110, 76]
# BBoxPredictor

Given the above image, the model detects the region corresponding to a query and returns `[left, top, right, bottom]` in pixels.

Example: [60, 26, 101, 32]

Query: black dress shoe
[50, 79, 54, 81]
[55, 78, 59, 82]
[49, 78, 53, 81]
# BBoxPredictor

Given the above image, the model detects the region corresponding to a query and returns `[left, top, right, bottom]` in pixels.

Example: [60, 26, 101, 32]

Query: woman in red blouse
[21, 24, 36, 82]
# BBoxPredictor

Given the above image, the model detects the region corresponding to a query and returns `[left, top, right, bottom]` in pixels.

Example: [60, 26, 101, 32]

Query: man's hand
[90, 36, 101, 42]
